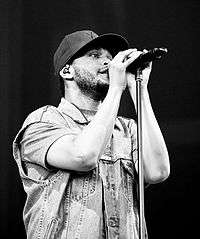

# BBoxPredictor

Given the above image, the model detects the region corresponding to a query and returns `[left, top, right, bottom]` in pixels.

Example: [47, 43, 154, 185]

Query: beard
[73, 65, 109, 101]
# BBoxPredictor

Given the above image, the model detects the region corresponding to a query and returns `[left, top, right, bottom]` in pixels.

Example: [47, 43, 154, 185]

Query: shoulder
[22, 105, 67, 127]
[13, 105, 70, 146]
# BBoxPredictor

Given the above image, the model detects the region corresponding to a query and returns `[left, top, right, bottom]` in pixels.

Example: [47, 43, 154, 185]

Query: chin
[95, 81, 109, 101]
[97, 76, 109, 86]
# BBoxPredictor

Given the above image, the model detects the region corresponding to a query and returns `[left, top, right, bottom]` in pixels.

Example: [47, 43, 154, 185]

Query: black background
[0, 0, 199, 238]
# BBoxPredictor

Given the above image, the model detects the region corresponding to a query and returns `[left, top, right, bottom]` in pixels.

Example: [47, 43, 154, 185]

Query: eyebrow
[86, 49, 100, 54]
[86, 49, 113, 58]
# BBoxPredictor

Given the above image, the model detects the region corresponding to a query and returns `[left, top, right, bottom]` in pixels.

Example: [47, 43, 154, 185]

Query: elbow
[75, 149, 98, 172]
[146, 168, 170, 184]
[46, 145, 98, 172]
[145, 162, 170, 184]
[145, 150, 170, 184]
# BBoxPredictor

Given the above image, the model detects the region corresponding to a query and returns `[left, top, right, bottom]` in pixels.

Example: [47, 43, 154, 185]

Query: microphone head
[160, 47, 168, 53]
[126, 47, 168, 73]
[153, 47, 168, 59]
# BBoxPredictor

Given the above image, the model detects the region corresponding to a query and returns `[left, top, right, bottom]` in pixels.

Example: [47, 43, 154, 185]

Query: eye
[88, 51, 100, 58]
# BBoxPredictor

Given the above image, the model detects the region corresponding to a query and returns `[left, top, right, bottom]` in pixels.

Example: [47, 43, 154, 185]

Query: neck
[64, 86, 101, 111]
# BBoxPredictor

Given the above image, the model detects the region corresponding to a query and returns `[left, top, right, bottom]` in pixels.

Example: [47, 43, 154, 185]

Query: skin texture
[47, 47, 170, 184]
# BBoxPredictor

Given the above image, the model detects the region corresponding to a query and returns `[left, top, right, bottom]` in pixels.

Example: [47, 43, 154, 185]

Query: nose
[103, 57, 111, 66]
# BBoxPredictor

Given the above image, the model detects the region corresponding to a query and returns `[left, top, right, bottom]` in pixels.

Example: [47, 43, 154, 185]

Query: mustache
[98, 66, 109, 74]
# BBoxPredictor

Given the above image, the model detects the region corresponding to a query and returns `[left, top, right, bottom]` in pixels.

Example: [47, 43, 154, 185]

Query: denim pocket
[70, 169, 98, 201]
[120, 159, 138, 205]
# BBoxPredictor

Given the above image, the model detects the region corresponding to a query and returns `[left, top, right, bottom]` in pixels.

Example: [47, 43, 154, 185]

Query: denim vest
[13, 98, 148, 239]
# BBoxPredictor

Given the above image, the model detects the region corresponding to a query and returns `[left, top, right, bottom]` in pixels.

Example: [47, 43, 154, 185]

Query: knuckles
[109, 61, 125, 72]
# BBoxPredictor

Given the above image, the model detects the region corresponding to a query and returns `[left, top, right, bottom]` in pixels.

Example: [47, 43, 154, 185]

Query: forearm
[129, 86, 170, 183]
[47, 87, 122, 171]
[74, 87, 122, 165]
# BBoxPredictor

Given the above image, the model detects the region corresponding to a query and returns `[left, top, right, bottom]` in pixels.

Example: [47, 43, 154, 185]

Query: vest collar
[57, 98, 89, 124]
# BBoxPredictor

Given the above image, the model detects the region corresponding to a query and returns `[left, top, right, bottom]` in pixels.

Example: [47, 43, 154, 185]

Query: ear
[59, 64, 74, 80]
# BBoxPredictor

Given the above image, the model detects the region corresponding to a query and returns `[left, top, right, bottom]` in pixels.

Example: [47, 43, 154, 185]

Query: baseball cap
[53, 30, 129, 76]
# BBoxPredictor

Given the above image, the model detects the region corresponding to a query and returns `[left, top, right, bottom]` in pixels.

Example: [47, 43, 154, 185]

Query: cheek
[75, 61, 98, 74]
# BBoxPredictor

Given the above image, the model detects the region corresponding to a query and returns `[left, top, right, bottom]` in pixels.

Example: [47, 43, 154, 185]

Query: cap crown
[54, 30, 99, 76]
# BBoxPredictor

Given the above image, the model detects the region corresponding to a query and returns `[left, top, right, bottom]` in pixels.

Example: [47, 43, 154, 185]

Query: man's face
[71, 48, 113, 100]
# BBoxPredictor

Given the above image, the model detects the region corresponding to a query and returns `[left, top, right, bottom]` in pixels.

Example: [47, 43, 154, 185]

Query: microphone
[126, 47, 168, 73]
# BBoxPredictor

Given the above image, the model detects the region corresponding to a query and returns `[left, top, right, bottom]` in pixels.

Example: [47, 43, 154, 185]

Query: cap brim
[69, 33, 129, 62]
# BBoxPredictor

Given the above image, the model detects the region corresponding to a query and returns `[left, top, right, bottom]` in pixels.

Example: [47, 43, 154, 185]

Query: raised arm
[127, 50, 170, 184]
[47, 49, 137, 172]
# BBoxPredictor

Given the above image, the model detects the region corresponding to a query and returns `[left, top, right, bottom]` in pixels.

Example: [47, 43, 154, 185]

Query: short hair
[59, 76, 65, 97]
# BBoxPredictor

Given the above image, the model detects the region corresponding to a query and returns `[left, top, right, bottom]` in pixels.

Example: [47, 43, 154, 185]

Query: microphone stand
[135, 68, 145, 239]
[130, 48, 167, 239]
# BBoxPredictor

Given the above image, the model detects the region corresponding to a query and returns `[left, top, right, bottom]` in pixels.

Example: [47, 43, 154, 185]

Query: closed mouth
[98, 67, 109, 74]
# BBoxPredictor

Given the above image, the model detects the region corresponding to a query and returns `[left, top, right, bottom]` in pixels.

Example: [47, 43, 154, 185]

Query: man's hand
[126, 49, 152, 91]
[108, 49, 144, 92]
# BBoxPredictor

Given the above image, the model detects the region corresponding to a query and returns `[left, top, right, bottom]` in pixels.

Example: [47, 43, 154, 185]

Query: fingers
[142, 49, 152, 69]
[123, 49, 149, 67]
[123, 51, 142, 67]
[112, 48, 137, 63]
[112, 48, 148, 68]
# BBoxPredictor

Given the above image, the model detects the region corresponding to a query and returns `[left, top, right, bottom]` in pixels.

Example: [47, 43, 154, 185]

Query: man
[13, 30, 170, 239]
